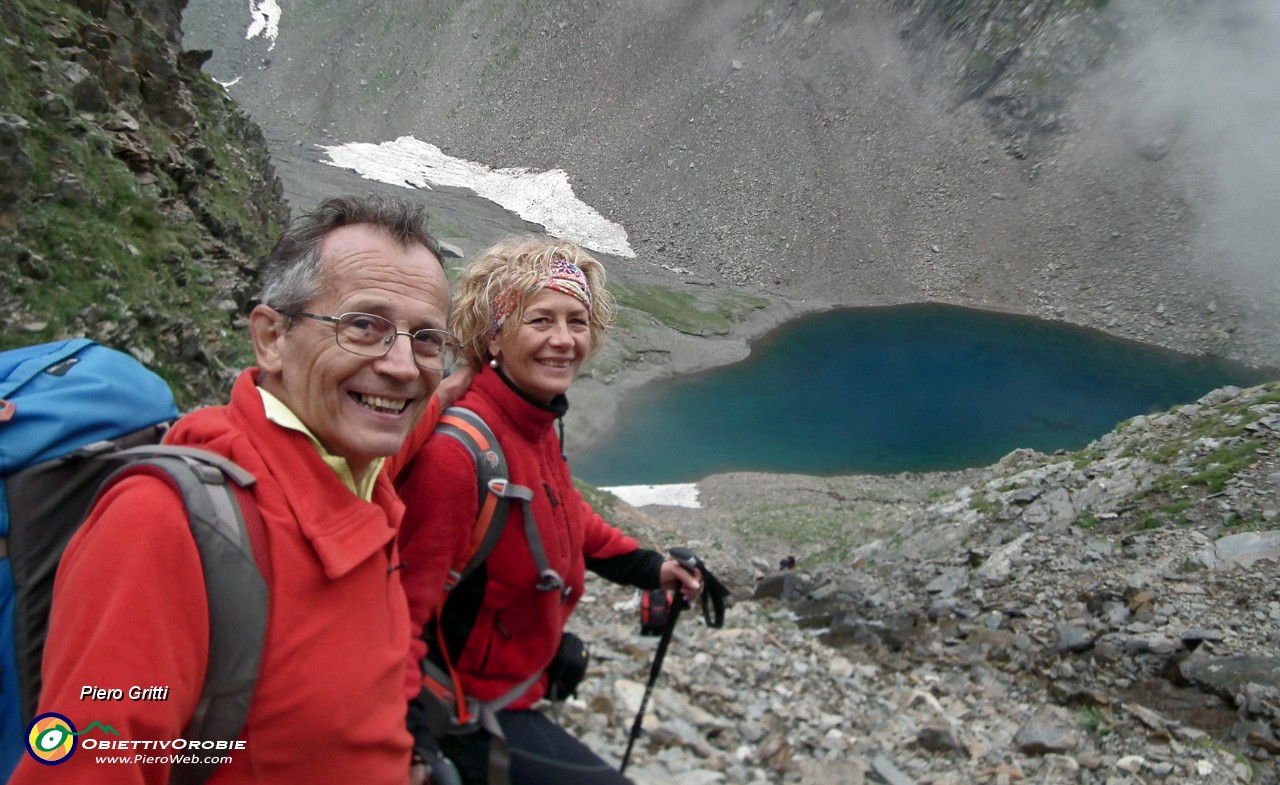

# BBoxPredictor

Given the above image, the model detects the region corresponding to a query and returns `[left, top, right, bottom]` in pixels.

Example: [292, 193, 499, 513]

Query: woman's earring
[489, 357, 499, 369]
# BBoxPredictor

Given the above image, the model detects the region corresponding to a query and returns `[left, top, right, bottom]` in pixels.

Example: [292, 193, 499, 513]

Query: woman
[396, 236, 702, 785]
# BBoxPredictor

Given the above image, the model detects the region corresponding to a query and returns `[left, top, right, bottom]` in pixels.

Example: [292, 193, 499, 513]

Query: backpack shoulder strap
[95, 447, 269, 785]
[420, 408, 567, 749]
[434, 408, 517, 589]
[433, 407, 565, 595]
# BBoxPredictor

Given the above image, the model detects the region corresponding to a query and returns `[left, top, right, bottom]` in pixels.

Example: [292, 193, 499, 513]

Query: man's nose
[375, 332, 422, 380]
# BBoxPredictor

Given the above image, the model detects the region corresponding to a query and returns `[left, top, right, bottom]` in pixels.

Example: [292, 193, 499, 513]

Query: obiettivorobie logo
[25, 712, 120, 765]
[24, 710, 248, 768]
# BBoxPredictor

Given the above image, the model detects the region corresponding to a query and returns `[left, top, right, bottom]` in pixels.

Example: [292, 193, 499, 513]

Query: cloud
[1109, 0, 1280, 286]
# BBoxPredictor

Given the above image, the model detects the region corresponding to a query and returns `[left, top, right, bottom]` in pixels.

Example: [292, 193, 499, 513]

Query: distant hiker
[781, 555, 797, 570]
[11, 195, 470, 785]
[394, 236, 703, 784]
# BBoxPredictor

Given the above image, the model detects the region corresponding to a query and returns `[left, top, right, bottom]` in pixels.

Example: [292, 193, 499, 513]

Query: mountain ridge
[183, 0, 1280, 370]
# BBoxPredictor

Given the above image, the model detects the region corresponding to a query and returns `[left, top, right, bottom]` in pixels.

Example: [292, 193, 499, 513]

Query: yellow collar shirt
[257, 386, 384, 502]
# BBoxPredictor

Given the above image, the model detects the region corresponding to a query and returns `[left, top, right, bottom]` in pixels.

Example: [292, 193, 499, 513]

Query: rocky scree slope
[559, 382, 1280, 784]
[183, 0, 1280, 369]
[1, 0, 287, 407]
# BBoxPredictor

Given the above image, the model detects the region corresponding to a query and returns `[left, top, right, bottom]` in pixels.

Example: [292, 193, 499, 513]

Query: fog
[1107, 0, 1280, 290]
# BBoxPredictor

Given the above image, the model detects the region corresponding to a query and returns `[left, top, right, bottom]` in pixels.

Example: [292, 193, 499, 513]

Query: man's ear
[249, 305, 288, 373]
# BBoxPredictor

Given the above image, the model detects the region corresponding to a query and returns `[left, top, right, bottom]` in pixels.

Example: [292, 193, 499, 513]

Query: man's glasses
[286, 312, 459, 371]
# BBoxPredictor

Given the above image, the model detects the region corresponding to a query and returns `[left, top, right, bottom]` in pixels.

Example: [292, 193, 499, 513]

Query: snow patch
[600, 484, 701, 509]
[246, 0, 281, 50]
[320, 135, 634, 258]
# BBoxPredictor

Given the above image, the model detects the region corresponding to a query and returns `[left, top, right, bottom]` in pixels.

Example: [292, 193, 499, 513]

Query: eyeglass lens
[335, 313, 454, 369]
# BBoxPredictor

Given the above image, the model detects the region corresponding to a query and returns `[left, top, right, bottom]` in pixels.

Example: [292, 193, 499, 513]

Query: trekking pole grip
[669, 546, 698, 572]
[668, 546, 699, 608]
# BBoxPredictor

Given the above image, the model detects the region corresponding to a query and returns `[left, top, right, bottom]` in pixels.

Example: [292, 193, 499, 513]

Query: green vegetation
[1, 0, 286, 406]
[429, 215, 466, 241]
[969, 496, 1003, 517]
[1117, 387, 1280, 532]
[610, 308, 653, 332]
[611, 282, 767, 336]
[1135, 514, 1162, 531]
[1145, 441, 1183, 464]
[1184, 414, 1250, 442]
[577, 343, 640, 382]
[1190, 738, 1261, 783]
[480, 42, 523, 87]
[1134, 394, 1279, 468]
[1253, 389, 1280, 405]
[733, 500, 888, 564]
[1224, 514, 1264, 532]
[574, 479, 619, 517]
[1185, 442, 1262, 494]
[1072, 448, 1105, 469]
[748, 504, 840, 544]
[1077, 705, 1114, 737]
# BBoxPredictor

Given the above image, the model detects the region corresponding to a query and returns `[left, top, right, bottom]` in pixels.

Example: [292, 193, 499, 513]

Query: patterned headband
[490, 256, 593, 336]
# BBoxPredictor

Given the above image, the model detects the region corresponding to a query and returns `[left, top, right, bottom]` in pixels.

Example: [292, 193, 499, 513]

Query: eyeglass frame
[283, 311, 460, 371]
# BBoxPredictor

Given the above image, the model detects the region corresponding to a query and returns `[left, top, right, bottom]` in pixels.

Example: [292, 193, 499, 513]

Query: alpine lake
[572, 304, 1275, 486]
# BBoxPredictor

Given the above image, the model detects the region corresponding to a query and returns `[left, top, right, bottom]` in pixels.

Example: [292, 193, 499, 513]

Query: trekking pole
[620, 547, 698, 773]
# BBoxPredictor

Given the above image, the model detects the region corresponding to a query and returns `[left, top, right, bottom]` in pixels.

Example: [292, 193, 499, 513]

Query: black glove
[407, 690, 442, 760]
[423, 751, 462, 785]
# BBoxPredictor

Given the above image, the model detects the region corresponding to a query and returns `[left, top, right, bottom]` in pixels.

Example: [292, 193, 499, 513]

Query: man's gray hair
[259, 194, 441, 315]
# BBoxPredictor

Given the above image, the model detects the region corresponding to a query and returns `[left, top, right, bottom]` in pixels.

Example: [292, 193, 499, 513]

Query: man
[11, 195, 464, 784]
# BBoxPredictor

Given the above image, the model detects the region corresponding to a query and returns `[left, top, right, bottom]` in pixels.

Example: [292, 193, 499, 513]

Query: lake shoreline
[563, 287, 823, 463]
[565, 296, 1277, 489]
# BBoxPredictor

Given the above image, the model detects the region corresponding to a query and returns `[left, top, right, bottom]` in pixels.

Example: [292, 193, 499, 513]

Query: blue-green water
[572, 304, 1274, 485]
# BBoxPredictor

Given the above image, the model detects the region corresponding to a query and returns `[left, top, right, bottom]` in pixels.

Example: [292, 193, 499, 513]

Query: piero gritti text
[80, 685, 171, 701]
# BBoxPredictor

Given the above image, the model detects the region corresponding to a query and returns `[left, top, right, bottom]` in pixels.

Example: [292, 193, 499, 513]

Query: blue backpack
[0, 339, 269, 784]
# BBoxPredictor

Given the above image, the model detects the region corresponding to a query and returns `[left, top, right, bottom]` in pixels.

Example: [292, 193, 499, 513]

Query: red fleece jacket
[396, 368, 639, 708]
[11, 370, 421, 785]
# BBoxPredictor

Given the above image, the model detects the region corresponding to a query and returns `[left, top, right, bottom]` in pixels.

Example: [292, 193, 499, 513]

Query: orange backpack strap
[432, 408, 564, 596]
[434, 408, 516, 591]
[420, 409, 568, 743]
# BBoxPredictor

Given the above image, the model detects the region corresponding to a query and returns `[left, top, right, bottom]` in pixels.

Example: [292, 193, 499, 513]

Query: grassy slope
[0, 0, 288, 407]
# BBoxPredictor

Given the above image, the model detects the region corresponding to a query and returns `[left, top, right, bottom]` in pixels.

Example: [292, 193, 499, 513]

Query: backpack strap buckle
[535, 569, 565, 594]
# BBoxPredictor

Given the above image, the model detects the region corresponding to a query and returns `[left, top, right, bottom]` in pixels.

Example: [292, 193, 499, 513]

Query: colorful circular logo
[26, 712, 78, 765]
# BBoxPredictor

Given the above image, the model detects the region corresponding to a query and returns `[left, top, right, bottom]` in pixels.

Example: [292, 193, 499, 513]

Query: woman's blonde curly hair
[452, 235, 615, 366]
